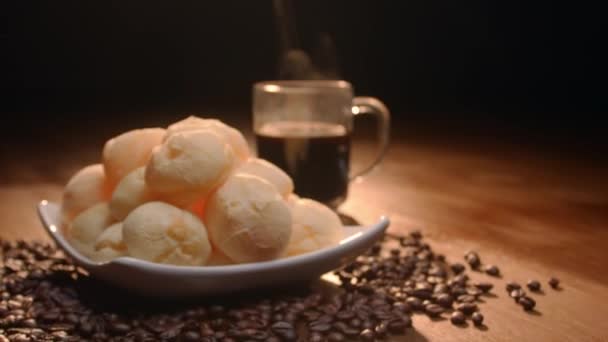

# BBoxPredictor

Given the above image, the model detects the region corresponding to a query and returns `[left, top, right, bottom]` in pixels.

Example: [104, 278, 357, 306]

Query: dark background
[2, 1, 606, 156]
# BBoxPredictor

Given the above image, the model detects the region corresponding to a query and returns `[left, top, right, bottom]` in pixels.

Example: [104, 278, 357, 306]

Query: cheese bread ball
[67, 203, 115, 258]
[103, 128, 165, 187]
[145, 129, 235, 207]
[205, 174, 292, 263]
[284, 198, 342, 257]
[234, 158, 293, 197]
[109, 167, 155, 220]
[165, 116, 249, 161]
[91, 222, 127, 262]
[122, 202, 212, 266]
[61, 164, 111, 222]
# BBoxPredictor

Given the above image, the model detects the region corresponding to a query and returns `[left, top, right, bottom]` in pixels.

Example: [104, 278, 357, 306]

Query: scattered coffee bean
[548, 277, 560, 289]
[387, 318, 408, 334]
[309, 321, 332, 333]
[436, 293, 453, 308]
[457, 295, 477, 303]
[467, 287, 482, 297]
[434, 283, 450, 294]
[425, 304, 444, 317]
[360, 328, 375, 341]
[484, 265, 500, 277]
[456, 303, 478, 315]
[510, 289, 526, 300]
[474, 282, 494, 293]
[110, 322, 130, 335]
[472, 312, 484, 326]
[0, 231, 558, 340]
[327, 331, 345, 341]
[450, 311, 466, 325]
[527, 280, 541, 292]
[271, 321, 296, 341]
[406, 297, 424, 311]
[518, 296, 536, 311]
[309, 332, 325, 342]
[410, 230, 423, 239]
[393, 301, 412, 313]
[506, 282, 522, 292]
[464, 251, 481, 269]
[183, 331, 201, 341]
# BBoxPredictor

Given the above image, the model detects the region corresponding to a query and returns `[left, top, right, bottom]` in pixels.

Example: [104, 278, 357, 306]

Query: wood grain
[1, 120, 607, 341]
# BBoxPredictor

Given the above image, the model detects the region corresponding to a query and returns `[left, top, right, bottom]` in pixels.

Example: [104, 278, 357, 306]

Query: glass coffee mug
[253, 80, 390, 208]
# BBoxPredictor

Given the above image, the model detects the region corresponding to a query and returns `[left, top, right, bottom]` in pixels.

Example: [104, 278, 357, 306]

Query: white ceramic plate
[37, 200, 389, 297]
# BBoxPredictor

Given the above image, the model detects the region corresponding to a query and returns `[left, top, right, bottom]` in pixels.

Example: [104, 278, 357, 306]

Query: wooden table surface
[1, 117, 607, 341]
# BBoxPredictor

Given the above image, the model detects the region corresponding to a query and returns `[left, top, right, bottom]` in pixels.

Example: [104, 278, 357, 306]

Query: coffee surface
[256, 121, 350, 205]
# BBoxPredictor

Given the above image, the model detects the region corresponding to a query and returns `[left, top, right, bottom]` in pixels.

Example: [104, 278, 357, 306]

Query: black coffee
[256, 121, 351, 206]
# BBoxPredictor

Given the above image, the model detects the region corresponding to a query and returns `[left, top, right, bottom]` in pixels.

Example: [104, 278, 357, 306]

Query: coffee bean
[7, 300, 21, 310]
[436, 294, 453, 308]
[548, 277, 560, 289]
[374, 322, 388, 338]
[425, 304, 444, 317]
[472, 312, 484, 326]
[360, 328, 375, 341]
[484, 265, 500, 277]
[464, 251, 481, 269]
[40, 311, 60, 322]
[450, 263, 466, 274]
[9, 333, 29, 342]
[271, 321, 296, 341]
[316, 315, 334, 324]
[474, 282, 494, 293]
[244, 329, 269, 340]
[370, 244, 381, 255]
[457, 295, 477, 303]
[358, 285, 375, 295]
[412, 284, 433, 299]
[456, 303, 478, 315]
[392, 301, 412, 313]
[406, 297, 423, 310]
[518, 296, 536, 311]
[451, 286, 468, 297]
[434, 284, 450, 294]
[78, 321, 94, 336]
[183, 331, 201, 341]
[509, 289, 526, 300]
[450, 311, 466, 325]
[340, 325, 360, 338]
[309, 322, 332, 333]
[527, 280, 541, 292]
[309, 332, 325, 342]
[335, 311, 354, 321]
[349, 317, 362, 328]
[387, 318, 408, 334]
[506, 282, 521, 292]
[200, 326, 215, 337]
[361, 320, 374, 330]
[0, 232, 563, 339]
[64, 313, 79, 325]
[327, 331, 345, 341]
[467, 287, 482, 297]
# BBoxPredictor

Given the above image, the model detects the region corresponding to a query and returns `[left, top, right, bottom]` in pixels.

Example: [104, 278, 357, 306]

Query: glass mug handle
[349, 97, 391, 180]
